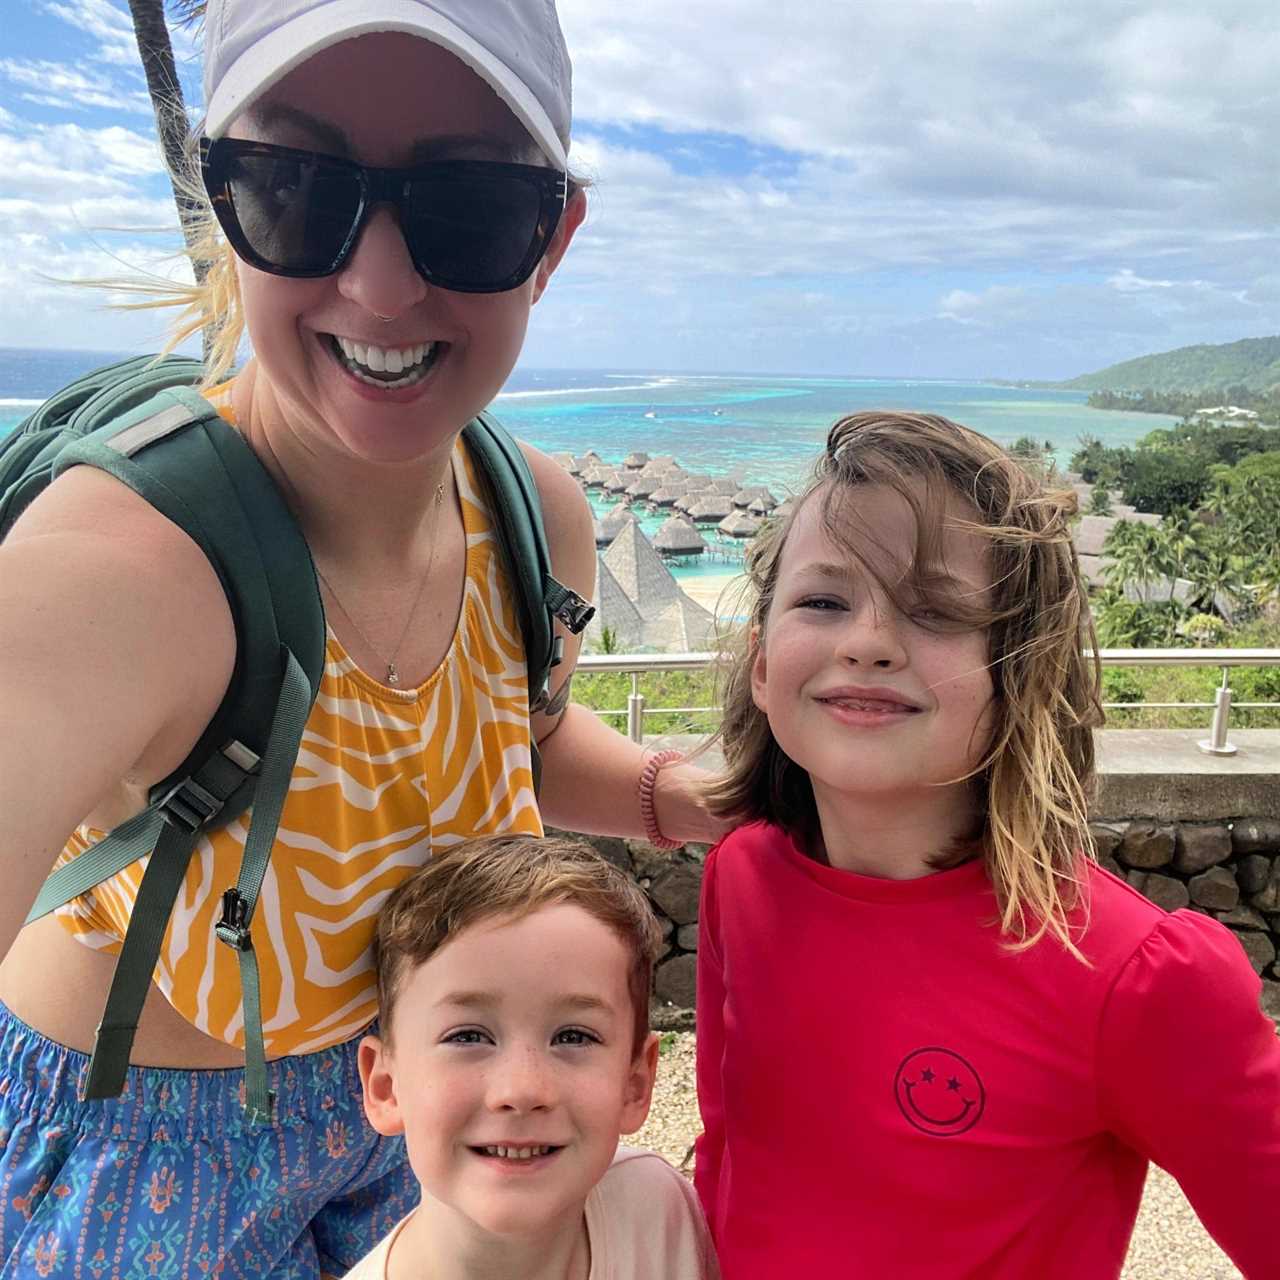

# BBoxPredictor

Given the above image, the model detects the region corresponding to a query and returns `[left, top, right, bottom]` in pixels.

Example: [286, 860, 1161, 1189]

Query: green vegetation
[1059, 335, 1280, 396]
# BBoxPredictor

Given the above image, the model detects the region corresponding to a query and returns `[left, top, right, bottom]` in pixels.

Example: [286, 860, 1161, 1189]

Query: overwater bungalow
[654, 515, 708, 559]
[623, 450, 651, 470]
[687, 495, 734, 524]
[625, 475, 661, 499]
[718, 511, 761, 539]
[648, 483, 688, 508]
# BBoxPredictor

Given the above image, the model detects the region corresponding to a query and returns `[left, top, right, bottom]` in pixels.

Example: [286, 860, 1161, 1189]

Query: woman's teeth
[332, 336, 436, 387]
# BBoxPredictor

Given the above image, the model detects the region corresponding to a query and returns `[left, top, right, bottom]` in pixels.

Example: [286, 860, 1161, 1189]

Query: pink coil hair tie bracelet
[638, 749, 683, 849]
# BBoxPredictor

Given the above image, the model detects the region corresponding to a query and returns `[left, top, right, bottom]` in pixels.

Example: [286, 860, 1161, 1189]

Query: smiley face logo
[894, 1047, 985, 1137]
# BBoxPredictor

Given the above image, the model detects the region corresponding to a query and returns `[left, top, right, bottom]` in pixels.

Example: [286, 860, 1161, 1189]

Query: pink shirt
[346, 1148, 718, 1279]
[696, 822, 1280, 1279]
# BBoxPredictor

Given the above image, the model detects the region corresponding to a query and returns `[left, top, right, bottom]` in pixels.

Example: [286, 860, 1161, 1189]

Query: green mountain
[1061, 335, 1280, 394]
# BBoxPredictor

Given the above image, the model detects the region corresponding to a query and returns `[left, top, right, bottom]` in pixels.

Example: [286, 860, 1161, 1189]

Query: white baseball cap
[203, 0, 572, 169]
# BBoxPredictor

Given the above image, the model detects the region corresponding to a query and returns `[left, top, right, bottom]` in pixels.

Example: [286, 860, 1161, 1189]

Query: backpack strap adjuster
[158, 777, 223, 833]
[545, 578, 595, 636]
[216, 888, 252, 951]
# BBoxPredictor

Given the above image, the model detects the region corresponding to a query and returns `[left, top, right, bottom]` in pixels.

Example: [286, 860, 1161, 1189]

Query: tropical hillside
[1060, 335, 1280, 394]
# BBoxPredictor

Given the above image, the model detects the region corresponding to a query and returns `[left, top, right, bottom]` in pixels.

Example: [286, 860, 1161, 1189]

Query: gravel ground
[629, 1033, 1240, 1280]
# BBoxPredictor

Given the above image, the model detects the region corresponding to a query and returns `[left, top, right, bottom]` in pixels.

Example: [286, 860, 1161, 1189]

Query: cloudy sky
[3, 0, 1278, 379]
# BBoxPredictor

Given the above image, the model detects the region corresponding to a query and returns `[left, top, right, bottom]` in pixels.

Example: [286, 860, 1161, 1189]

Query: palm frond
[167, 0, 206, 30]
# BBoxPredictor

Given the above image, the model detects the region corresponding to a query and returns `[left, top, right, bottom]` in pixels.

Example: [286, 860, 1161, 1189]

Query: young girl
[695, 411, 1279, 1278]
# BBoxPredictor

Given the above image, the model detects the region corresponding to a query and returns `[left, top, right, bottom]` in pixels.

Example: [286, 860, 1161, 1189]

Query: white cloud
[0, 58, 152, 114]
[40, 0, 139, 66]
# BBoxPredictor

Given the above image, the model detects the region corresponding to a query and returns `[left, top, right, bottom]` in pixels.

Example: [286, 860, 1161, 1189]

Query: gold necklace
[315, 479, 447, 686]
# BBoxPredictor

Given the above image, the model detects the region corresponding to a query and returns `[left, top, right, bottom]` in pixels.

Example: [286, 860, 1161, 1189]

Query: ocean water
[0, 347, 1178, 583]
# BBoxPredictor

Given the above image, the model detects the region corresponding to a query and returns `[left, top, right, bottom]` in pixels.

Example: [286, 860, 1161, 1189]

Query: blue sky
[2, 0, 1278, 379]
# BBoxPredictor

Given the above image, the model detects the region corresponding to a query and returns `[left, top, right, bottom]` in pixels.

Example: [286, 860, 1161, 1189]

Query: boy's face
[360, 903, 658, 1240]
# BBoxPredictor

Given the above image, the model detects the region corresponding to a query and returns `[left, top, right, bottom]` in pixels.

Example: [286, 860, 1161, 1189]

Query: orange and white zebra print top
[53, 434, 542, 1056]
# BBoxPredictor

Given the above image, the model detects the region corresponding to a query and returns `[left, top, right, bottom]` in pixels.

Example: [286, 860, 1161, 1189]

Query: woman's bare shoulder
[1, 463, 236, 780]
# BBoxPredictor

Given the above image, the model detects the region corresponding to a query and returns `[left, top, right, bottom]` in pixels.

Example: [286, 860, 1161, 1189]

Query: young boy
[352, 834, 718, 1279]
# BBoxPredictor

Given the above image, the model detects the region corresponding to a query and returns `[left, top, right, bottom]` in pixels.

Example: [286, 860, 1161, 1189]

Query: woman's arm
[0, 466, 234, 961]
[521, 444, 728, 845]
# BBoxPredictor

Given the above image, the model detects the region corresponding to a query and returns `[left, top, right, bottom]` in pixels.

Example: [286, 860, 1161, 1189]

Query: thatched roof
[747, 496, 775, 517]
[601, 520, 684, 609]
[649, 484, 688, 506]
[595, 505, 636, 548]
[574, 451, 602, 471]
[654, 516, 707, 556]
[585, 560, 646, 650]
[552, 452, 577, 474]
[708, 477, 740, 496]
[642, 593, 717, 651]
[602, 471, 630, 494]
[719, 511, 761, 538]
[639, 456, 680, 479]
[733, 486, 770, 508]
[686, 495, 734, 522]
[623, 451, 650, 469]
[625, 475, 661, 498]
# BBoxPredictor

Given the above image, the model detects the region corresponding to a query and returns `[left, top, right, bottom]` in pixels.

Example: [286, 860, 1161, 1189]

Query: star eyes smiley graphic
[894, 1048, 986, 1137]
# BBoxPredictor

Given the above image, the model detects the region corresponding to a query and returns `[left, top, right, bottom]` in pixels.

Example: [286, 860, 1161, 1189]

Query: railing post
[1198, 666, 1238, 756]
[627, 671, 645, 744]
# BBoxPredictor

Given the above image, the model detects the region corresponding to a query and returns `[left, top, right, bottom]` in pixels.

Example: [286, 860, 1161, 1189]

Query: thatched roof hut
[552, 452, 578, 474]
[649, 484, 688, 507]
[574, 451, 602, 471]
[708, 477, 740, 496]
[639, 456, 680, 479]
[625, 475, 661, 499]
[653, 516, 707, 558]
[602, 471, 630, 494]
[643, 593, 717, 651]
[601, 520, 684, 611]
[623, 451, 651, 470]
[686, 495, 734, 523]
[732, 486, 769, 508]
[584, 560, 646, 650]
[747, 495, 776, 517]
[718, 511, 761, 539]
[595, 505, 636, 548]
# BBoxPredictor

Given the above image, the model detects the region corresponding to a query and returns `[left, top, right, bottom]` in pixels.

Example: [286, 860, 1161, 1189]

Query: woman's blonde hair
[707, 411, 1104, 954]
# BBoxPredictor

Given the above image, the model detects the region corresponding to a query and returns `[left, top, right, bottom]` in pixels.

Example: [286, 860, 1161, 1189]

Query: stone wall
[559, 815, 1280, 1024]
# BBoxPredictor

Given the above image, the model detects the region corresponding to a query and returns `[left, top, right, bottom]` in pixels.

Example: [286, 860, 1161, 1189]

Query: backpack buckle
[553, 594, 595, 636]
[157, 778, 223, 833]
[216, 888, 252, 951]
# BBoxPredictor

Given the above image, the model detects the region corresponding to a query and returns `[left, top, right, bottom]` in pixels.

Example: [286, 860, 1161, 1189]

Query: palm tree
[128, 1, 207, 284]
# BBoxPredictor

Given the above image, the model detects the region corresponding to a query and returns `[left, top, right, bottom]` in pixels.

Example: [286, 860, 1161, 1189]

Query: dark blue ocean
[0, 347, 1177, 581]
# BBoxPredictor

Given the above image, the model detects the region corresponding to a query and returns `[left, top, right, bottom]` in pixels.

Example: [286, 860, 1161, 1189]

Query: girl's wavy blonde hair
[707, 410, 1104, 954]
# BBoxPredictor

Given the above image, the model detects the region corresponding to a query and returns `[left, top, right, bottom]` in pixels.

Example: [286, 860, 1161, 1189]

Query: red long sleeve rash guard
[694, 822, 1280, 1279]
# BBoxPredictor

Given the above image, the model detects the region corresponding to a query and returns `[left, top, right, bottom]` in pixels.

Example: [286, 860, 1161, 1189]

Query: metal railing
[575, 648, 1280, 756]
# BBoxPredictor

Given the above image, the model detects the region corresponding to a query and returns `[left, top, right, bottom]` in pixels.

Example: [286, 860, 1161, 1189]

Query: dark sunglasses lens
[225, 152, 362, 272]
[405, 171, 546, 288]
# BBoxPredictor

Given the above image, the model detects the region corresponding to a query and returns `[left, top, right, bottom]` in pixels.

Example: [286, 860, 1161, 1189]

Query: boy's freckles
[361, 904, 657, 1240]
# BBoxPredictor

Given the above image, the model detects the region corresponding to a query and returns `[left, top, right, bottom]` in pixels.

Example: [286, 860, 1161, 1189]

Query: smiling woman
[0, 2, 725, 1277]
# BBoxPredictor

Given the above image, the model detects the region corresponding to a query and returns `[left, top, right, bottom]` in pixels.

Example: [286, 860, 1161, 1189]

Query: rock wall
[557, 817, 1280, 1023]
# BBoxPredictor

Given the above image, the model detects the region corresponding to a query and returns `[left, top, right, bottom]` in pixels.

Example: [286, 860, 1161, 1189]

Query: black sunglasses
[200, 137, 567, 294]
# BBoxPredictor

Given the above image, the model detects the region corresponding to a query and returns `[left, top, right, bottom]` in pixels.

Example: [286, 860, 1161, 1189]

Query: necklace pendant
[386, 662, 400, 686]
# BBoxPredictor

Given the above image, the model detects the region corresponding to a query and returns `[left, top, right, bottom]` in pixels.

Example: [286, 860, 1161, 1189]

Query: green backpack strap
[21, 375, 325, 1124]
[462, 412, 595, 713]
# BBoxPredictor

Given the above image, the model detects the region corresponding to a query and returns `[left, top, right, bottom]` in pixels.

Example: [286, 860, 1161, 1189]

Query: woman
[0, 2, 719, 1274]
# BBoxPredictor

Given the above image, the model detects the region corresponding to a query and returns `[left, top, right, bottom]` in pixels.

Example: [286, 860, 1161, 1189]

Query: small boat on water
[643, 409, 657, 419]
